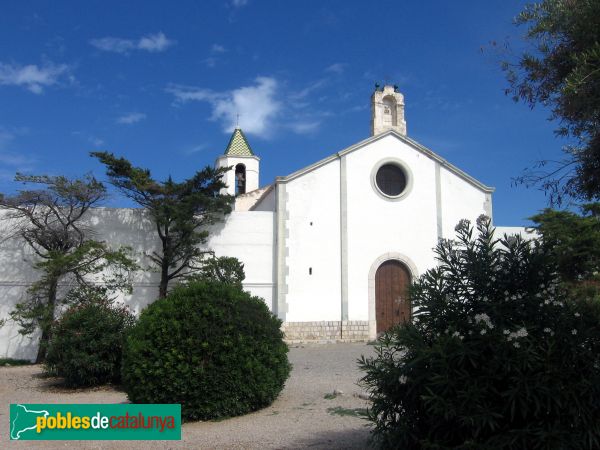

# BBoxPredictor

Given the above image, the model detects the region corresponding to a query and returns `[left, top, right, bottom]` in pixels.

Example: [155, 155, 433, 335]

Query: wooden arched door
[375, 260, 411, 333]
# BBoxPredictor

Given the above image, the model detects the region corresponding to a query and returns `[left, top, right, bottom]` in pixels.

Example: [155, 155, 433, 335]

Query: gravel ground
[0, 343, 374, 449]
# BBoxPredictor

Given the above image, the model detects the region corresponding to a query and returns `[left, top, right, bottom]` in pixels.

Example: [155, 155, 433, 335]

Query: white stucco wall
[277, 133, 496, 333]
[282, 159, 342, 322]
[252, 187, 276, 212]
[439, 166, 489, 239]
[344, 135, 439, 323]
[207, 211, 275, 307]
[0, 208, 274, 360]
[0, 217, 44, 360]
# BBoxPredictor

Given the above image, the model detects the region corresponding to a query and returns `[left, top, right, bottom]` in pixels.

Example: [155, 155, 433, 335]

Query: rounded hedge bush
[45, 301, 135, 387]
[121, 281, 290, 420]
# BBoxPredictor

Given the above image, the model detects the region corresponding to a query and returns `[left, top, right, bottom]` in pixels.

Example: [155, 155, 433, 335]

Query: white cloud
[138, 33, 173, 52]
[0, 127, 36, 174]
[325, 63, 346, 74]
[288, 121, 320, 134]
[167, 85, 213, 103]
[231, 0, 248, 7]
[167, 77, 280, 137]
[0, 62, 70, 94]
[90, 37, 135, 54]
[90, 136, 104, 147]
[203, 57, 217, 68]
[0, 151, 35, 167]
[289, 78, 328, 100]
[90, 32, 175, 54]
[202, 45, 227, 68]
[117, 112, 147, 125]
[71, 131, 104, 148]
[182, 143, 209, 155]
[166, 76, 338, 137]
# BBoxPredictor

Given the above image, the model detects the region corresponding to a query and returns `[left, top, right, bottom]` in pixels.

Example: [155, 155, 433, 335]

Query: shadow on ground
[283, 427, 372, 449]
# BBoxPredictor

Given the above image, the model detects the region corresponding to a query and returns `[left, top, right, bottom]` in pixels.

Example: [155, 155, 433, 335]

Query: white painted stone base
[282, 320, 370, 343]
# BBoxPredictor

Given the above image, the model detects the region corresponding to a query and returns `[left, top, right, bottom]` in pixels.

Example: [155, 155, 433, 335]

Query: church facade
[206, 85, 523, 341]
[0, 85, 526, 359]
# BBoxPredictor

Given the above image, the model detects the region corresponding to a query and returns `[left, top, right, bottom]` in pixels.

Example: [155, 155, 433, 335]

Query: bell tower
[371, 84, 407, 136]
[215, 127, 260, 196]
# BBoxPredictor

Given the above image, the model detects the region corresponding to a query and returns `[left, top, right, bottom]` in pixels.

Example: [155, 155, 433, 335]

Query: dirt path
[0, 343, 374, 449]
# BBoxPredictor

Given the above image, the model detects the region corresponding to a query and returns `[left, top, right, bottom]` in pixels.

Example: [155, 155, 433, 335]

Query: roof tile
[225, 128, 254, 156]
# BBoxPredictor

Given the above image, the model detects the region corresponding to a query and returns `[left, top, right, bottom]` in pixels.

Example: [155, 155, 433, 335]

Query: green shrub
[187, 255, 246, 287]
[359, 216, 600, 449]
[45, 301, 135, 387]
[0, 358, 32, 366]
[121, 281, 290, 421]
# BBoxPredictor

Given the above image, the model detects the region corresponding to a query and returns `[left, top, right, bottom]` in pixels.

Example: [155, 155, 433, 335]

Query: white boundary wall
[0, 209, 274, 360]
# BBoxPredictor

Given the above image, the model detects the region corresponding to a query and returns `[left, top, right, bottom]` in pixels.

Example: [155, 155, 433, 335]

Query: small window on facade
[375, 164, 407, 197]
[235, 164, 246, 195]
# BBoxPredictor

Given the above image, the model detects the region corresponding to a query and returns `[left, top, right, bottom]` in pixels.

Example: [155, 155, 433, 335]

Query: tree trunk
[159, 262, 169, 299]
[35, 327, 50, 364]
[35, 277, 58, 364]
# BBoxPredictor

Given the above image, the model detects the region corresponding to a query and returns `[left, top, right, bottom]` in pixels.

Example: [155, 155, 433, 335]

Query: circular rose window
[375, 163, 407, 197]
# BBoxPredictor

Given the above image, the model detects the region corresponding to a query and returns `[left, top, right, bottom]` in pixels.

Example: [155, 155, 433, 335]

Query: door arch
[375, 260, 411, 333]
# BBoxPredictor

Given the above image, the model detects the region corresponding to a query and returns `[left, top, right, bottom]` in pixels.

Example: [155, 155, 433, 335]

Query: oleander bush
[45, 299, 135, 387]
[359, 216, 600, 449]
[121, 281, 290, 421]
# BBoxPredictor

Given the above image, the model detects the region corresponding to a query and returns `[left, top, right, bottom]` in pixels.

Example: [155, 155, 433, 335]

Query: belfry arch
[235, 163, 246, 195]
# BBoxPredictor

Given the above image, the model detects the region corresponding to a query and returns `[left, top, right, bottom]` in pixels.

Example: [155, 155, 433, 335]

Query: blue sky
[0, 1, 567, 226]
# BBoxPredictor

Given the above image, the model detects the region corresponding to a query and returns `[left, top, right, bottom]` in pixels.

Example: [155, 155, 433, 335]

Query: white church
[207, 84, 524, 342]
[0, 85, 524, 358]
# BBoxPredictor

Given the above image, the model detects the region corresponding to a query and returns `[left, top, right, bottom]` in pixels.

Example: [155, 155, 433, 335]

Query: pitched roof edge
[249, 184, 275, 211]
[274, 130, 495, 193]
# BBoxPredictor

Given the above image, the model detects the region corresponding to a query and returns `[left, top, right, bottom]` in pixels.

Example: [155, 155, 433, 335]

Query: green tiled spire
[224, 127, 254, 156]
